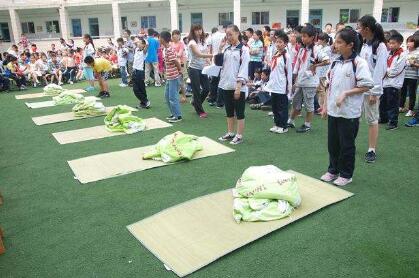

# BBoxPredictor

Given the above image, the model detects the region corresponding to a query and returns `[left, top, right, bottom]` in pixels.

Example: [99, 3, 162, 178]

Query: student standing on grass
[358, 15, 387, 163]
[380, 31, 406, 130]
[287, 24, 319, 133]
[315, 32, 332, 113]
[116, 37, 129, 87]
[208, 25, 227, 107]
[84, 56, 112, 98]
[132, 37, 151, 109]
[145, 28, 161, 87]
[248, 30, 264, 80]
[400, 35, 419, 117]
[160, 31, 183, 123]
[82, 34, 96, 92]
[170, 30, 187, 103]
[320, 28, 373, 187]
[217, 24, 250, 145]
[187, 24, 214, 118]
[264, 30, 293, 134]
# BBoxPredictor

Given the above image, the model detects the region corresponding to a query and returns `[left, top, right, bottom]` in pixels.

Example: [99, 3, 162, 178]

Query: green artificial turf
[0, 79, 418, 278]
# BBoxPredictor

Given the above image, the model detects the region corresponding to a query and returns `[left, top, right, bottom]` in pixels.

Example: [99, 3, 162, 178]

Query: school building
[0, 0, 418, 51]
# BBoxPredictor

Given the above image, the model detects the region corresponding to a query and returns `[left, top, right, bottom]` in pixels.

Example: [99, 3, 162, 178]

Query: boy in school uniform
[380, 31, 406, 130]
[132, 37, 151, 109]
[84, 56, 112, 98]
[287, 24, 319, 133]
[264, 30, 293, 134]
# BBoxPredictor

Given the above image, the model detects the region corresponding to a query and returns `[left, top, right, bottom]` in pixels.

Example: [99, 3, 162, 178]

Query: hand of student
[369, 95, 378, 105]
[336, 93, 347, 107]
[309, 64, 316, 74]
[234, 88, 241, 100]
[321, 108, 328, 119]
[180, 95, 187, 104]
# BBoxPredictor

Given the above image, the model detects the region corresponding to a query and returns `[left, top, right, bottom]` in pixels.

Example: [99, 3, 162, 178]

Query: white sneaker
[405, 110, 414, 117]
[69, 81, 74, 85]
[273, 127, 288, 134]
[333, 177, 353, 186]
[320, 172, 339, 182]
[155, 83, 162, 87]
[270, 126, 279, 133]
[58, 82, 63, 85]
[268, 112, 274, 116]
[119, 83, 128, 87]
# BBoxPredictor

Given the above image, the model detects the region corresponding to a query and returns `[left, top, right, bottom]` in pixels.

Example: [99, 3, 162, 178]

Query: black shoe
[378, 119, 388, 124]
[101, 91, 110, 98]
[168, 116, 182, 123]
[386, 124, 398, 130]
[137, 101, 151, 109]
[296, 124, 311, 133]
[365, 151, 376, 163]
[287, 122, 295, 128]
[97, 91, 105, 98]
[216, 105, 224, 109]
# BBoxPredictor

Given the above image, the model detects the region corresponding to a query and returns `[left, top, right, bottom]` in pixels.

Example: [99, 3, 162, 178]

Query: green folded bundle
[72, 98, 106, 117]
[43, 84, 65, 96]
[143, 131, 203, 163]
[52, 91, 85, 105]
[104, 105, 145, 134]
[233, 165, 302, 223]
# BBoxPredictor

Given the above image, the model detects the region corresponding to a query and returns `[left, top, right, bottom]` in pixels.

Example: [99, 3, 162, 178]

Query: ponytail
[83, 34, 95, 51]
[358, 15, 385, 45]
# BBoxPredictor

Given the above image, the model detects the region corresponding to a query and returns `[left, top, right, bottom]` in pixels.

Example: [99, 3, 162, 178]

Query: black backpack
[0, 75, 10, 92]
[214, 43, 244, 67]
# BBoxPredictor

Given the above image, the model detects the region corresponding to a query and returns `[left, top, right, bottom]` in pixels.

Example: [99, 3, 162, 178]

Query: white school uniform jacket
[293, 45, 319, 88]
[117, 46, 129, 67]
[264, 50, 293, 95]
[383, 49, 406, 89]
[360, 42, 387, 96]
[327, 53, 374, 119]
[315, 45, 331, 78]
[133, 47, 145, 70]
[219, 43, 250, 94]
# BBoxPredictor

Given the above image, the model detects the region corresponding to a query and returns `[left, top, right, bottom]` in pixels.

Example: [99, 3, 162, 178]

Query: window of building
[71, 19, 82, 37]
[252, 12, 269, 25]
[339, 9, 360, 23]
[178, 13, 183, 32]
[46, 20, 60, 33]
[219, 12, 234, 26]
[0, 22, 11, 42]
[88, 18, 99, 37]
[21, 22, 35, 34]
[286, 10, 299, 28]
[141, 16, 156, 29]
[191, 13, 203, 26]
[381, 7, 399, 23]
[121, 16, 128, 30]
[309, 9, 322, 28]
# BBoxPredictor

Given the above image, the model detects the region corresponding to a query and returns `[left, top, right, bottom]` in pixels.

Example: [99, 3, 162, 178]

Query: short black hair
[274, 30, 289, 44]
[148, 28, 155, 36]
[116, 37, 124, 43]
[325, 23, 332, 28]
[84, 56, 94, 64]
[261, 68, 271, 76]
[124, 29, 131, 36]
[301, 24, 316, 37]
[388, 30, 404, 44]
[211, 27, 218, 34]
[246, 28, 254, 34]
[264, 26, 271, 32]
[172, 29, 181, 36]
[160, 31, 171, 43]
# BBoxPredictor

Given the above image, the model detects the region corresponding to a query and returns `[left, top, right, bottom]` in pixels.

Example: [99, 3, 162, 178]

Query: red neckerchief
[270, 50, 286, 71]
[387, 48, 403, 67]
[297, 44, 313, 72]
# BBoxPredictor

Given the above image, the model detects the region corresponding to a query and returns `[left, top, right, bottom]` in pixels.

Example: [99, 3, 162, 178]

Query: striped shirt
[164, 46, 180, 80]
[405, 48, 419, 80]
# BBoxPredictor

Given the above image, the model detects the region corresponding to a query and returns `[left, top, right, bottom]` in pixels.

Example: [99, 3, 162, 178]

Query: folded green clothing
[143, 131, 203, 163]
[52, 91, 85, 105]
[104, 105, 145, 134]
[43, 84, 65, 96]
[233, 165, 302, 223]
[72, 98, 106, 117]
